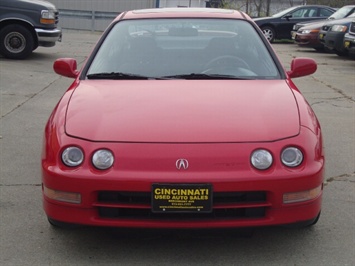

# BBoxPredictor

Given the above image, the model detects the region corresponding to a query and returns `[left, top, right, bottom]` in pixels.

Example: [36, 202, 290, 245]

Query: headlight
[281, 147, 303, 167]
[62, 147, 84, 167]
[92, 149, 114, 170]
[41, 10, 55, 24]
[331, 25, 348, 32]
[301, 29, 319, 34]
[251, 149, 273, 170]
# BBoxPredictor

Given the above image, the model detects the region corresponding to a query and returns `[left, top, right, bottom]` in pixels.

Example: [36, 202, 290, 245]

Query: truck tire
[0, 24, 34, 59]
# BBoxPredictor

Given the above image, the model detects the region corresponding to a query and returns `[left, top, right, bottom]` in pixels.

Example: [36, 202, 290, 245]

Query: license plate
[319, 33, 324, 39]
[152, 184, 212, 213]
[344, 41, 350, 48]
[291, 31, 296, 40]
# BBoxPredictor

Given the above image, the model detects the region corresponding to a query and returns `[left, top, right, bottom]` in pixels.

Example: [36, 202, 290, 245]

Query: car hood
[253, 17, 274, 24]
[299, 20, 326, 30]
[323, 16, 355, 26]
[65, 80, 300, 143]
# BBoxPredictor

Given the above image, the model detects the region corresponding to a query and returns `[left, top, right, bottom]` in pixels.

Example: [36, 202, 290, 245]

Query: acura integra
[42, 8, 324, 229]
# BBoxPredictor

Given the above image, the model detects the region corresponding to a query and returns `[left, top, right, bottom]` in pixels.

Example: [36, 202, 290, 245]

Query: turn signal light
[40, 18, 55, 24]
[43, 186, 81, 204]
[283, 185, 322, 204]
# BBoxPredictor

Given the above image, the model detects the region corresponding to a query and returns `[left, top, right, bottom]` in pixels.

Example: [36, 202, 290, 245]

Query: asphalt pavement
[0, 30, 354, 265]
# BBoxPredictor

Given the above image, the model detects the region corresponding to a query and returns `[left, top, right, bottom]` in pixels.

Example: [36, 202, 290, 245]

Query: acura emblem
[176, 159, 189, 170]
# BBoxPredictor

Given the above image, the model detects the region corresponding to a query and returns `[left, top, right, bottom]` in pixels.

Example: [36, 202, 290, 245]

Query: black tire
[48, 217, 81, 229]
[0, 24, 34, 59]
[314, 46, 325, 52]
[261, 26, 275, 42]
[335, 50, 348, 57]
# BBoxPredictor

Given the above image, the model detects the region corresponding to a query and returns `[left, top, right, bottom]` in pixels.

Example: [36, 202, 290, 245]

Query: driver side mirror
[287, 58, 317, 78]
[53, 58, 79, 79]
[284, 13, 292, 20]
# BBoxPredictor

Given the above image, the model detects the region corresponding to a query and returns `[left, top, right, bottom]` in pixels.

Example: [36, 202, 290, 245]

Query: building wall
[159, 0, 206, 7]
[50, 0, 156, 31]
[50, 0, 305, 31]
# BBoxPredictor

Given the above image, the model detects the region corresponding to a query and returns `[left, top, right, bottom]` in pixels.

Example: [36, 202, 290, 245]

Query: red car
[42, 8, 324, 229]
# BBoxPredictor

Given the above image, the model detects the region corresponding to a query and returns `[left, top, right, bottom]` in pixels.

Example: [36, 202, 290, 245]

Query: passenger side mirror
[287, 58, 317, 78]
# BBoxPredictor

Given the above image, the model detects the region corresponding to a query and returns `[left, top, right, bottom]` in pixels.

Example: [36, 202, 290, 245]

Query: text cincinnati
[154, 188, 209, 196]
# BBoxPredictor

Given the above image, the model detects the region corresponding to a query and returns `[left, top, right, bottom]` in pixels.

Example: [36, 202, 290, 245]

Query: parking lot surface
[0, 30, 354, 265]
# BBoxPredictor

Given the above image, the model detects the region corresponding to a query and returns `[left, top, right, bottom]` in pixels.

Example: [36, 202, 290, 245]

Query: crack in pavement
[324, 172, 355, 186]
[311, 76, 355, 102]
[0, 76, 61, 119]
[0, 58, 88, 120]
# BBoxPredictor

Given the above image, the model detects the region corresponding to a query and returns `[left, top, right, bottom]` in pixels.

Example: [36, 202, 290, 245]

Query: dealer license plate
[152, 184, 212, 213]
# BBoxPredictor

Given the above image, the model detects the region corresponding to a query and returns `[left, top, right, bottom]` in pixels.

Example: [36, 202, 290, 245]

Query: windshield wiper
[158, 73, 254, 80]
[87, 72, 150, 80]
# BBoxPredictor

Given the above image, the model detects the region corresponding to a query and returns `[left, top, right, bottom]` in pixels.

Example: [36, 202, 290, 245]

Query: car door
[276, 7, 320, 39]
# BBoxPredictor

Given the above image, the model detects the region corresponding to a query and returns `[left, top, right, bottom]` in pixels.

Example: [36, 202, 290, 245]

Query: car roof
[117, 8, 249, 21]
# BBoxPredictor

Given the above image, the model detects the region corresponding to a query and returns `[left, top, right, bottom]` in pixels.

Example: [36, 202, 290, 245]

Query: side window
[307, 8, 318, 17]
[320, 8, 333, 17]
[291, 8, 307, 18]
[292, 8, 318, 18]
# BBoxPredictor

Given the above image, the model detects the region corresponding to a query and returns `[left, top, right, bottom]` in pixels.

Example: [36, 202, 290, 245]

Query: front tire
[261, 26, 275, 42]
[0, 24, 34, 59]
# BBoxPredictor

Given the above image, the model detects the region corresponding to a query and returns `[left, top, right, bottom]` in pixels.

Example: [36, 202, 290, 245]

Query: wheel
[48, 217, 81, 229]
[203, 55, 251, 75]
[335, 50, 348, 57]
[261, 26, 275, 42]
[0, 24, 34, 59]
[314, 46, 325, 52]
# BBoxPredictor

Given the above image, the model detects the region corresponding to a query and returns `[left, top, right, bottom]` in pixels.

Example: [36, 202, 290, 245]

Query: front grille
[350, 22, 355, 34]
[95, 191, 268, 220]
[55, 11, 59, 25]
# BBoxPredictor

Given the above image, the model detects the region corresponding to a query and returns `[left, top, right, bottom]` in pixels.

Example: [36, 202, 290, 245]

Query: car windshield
[87, 18, 280, 80]
[329, 6, 355, 20]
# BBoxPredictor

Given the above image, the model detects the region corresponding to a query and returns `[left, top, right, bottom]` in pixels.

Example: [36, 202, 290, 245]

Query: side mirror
[284, 13, 292, 20]
[287, 57, 317, 78]
[53, 58, 79, 78]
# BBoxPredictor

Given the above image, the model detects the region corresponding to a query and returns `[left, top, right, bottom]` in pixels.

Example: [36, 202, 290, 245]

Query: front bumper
[35, 28, 62, 46]
[343, 33, 355, 55]
[42, 142, 324, 228]
[323, 31, 346, 52]
[294, 32, 323, 49]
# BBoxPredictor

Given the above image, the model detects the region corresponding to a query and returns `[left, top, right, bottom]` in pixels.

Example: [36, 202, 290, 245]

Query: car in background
[0, 0, 62, 59]
[343, 20, 355, 58]
[292, 5, 355, 51]
[42, 8, 324, 230]
[319, 16, 355, 56]
[254, 5, 335, 42]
